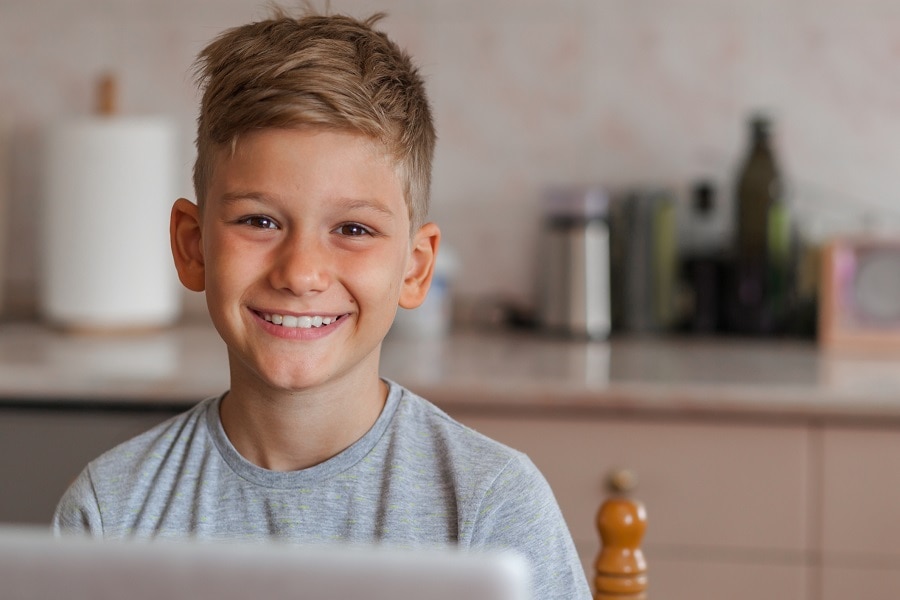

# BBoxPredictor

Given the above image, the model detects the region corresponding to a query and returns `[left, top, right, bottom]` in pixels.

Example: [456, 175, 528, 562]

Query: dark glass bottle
[728, 115, 792, 334]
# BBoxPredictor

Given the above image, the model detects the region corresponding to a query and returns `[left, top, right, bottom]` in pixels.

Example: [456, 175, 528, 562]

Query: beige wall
[3, 0, 900, 318]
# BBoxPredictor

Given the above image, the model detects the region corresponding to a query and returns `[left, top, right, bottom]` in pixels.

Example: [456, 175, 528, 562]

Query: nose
[267, 230, 331, 296]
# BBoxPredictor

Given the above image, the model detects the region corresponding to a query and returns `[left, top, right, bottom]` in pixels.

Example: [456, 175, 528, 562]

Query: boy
[53, 9, 591, 599]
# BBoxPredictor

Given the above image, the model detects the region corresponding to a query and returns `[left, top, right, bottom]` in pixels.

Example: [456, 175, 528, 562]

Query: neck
[219, 372, 388, 472]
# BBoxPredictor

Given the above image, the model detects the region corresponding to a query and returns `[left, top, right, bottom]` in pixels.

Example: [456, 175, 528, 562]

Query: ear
[170, 198, 206, 292]
[399, 222, 441, 309]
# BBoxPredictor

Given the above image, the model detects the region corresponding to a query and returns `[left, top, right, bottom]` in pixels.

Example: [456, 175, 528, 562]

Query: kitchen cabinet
[820, 426, 900, 599]
[0, 407, 178, 523]
[449, 411, 811, 600]
[820, 567, 900, 600]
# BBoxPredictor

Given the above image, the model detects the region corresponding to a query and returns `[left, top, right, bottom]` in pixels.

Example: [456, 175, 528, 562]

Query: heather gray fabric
[53, 380, 591, 599]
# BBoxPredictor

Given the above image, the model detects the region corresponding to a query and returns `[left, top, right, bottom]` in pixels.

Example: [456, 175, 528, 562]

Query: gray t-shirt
[53, 379, 591, 599]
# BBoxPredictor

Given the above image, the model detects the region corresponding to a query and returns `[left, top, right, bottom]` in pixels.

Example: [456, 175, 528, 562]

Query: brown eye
[239, 216, 278, 229]
[336, 223, 372, 237]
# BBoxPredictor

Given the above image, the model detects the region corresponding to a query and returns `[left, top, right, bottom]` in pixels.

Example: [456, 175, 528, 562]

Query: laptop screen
[0, 527, 531, 600]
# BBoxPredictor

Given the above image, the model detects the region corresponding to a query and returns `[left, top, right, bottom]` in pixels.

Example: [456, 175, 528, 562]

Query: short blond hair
[192, 9, 435, 230]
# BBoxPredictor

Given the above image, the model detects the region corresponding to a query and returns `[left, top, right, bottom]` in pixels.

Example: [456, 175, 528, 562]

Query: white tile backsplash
[2, 0, 900, 318]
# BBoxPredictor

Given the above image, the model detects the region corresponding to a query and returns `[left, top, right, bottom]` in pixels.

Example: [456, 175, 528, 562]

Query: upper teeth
[263, 313, 336, 328]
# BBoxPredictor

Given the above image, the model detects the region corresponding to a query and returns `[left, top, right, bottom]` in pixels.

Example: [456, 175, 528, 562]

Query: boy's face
[171, 128, 439, 395]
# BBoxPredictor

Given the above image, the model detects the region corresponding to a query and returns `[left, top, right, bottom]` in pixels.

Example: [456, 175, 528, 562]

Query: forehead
[208, 128, 405, 207]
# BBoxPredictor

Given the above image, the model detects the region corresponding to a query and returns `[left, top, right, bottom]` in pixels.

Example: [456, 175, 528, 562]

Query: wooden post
[96, 72, 117, 117]
[594, 497, 648, 600]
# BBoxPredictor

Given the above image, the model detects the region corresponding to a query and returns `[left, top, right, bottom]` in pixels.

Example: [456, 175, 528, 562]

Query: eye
[335, 223, 373, 237]
[237, 215, 278, 230]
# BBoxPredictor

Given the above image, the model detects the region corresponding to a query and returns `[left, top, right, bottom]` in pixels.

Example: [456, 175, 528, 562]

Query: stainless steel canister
[537, 186, 611, 340]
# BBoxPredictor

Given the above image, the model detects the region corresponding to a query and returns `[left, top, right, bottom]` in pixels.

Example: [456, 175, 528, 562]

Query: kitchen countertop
[2, 320, 900, 423]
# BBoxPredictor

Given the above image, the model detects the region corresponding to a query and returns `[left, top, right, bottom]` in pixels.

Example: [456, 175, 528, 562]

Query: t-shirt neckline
[206, 379, 403, 489]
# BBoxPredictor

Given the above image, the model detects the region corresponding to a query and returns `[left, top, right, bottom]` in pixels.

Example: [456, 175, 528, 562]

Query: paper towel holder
[41, 73, 181, 334]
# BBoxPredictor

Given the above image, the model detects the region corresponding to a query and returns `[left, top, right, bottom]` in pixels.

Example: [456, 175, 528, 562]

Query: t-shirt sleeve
[52, 466, 103, 537]
[468, 454, 592, 600]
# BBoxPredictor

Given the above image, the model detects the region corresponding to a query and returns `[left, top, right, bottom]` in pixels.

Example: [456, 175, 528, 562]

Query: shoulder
[53, 397, 218, 534]
[385, 383, 592, 599]
[389, 382, 531, 471]
[386, 382, 552, 504]
[89, 397, 215, 478]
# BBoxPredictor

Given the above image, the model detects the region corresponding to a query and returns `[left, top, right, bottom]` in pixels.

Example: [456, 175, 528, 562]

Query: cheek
[351, 249, 408, 302]
[204, 236, 260, 295]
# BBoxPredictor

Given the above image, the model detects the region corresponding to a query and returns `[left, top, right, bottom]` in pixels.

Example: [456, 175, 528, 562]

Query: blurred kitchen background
[3, 0, 900, 338]
[7, 5, 900, 595]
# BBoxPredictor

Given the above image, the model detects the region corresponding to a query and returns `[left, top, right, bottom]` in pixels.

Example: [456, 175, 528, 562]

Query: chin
[258, 370, 332, 394]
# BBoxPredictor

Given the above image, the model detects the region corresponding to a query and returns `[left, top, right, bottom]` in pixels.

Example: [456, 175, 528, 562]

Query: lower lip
[251, 311, 347, 340]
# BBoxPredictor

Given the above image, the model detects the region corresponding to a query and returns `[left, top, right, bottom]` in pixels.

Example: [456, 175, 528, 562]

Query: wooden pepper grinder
[594, 497, 648, 600]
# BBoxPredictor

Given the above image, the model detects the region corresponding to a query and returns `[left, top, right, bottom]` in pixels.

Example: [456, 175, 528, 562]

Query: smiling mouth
[260, 312, 346, 329]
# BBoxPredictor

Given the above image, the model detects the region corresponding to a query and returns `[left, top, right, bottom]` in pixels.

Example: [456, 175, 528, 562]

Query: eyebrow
[219, 191, 400, 219]
[335, 198, 400, 219]
[220, 191, 276, 204]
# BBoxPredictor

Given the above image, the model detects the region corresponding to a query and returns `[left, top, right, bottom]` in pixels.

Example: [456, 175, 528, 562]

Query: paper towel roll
[41, 116, 180, 330]
[0, 116, 10, 317]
